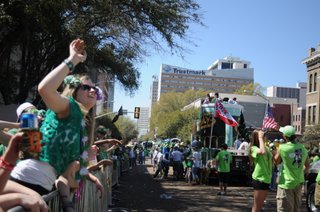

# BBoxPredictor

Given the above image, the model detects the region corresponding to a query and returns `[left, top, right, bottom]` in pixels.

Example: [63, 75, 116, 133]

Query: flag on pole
[214, 100, 238, 126]
[262, 103, 278, 129]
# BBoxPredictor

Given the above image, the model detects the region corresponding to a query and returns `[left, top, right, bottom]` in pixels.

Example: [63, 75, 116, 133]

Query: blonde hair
[248, 129, 260, 162]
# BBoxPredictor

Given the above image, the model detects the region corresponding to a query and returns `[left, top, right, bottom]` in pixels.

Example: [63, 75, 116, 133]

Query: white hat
[16, 102, 35, 120]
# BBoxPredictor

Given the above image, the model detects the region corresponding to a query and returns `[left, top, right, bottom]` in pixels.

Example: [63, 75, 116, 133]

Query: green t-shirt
[215, 150, 232, 173]
[278, 141, 308, 189]
[251, 146, 272, 184]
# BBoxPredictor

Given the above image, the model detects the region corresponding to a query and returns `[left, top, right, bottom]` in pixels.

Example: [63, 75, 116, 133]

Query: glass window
[313, 105, 316, 124]
[309, 74, 313, 92]
[314, 73, 317, 92]
[308, 106, 311, 125]
[221, 62, 232, 69]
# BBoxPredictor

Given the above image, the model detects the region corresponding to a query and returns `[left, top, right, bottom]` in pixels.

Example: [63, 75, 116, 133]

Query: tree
[234, 83, 265, 95]
[0, 0, 202, 105]
[114, 116, 138, 143]
[149, 89, 205, 141]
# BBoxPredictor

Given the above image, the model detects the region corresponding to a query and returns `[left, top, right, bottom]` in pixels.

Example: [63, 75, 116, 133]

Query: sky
[113, 0, 320, 117]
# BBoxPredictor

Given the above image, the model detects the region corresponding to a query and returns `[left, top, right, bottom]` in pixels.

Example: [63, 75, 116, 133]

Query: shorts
[252, 178, 270, 190]
[218, 172, 230, 184]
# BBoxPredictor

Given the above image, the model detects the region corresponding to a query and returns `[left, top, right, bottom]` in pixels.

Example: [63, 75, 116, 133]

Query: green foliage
[150, 90, 205, 142]
[0, 0, 203, 104]
[234, 83, 265, 95]
[114, 116, 139, 143]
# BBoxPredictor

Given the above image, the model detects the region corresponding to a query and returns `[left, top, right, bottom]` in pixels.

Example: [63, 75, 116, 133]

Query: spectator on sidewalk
[171, 145, 184, 180]
[152, 147, 160, 172]
[274, 125, 310, 212]
[191, 145, 201, 185]
[0, 133, 48, 211]
[215, 143, 232, 195]
[250, 130, 273, 212]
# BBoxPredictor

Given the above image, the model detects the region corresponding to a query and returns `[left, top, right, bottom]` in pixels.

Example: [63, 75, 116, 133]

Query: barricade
[7, 157, 129, 212]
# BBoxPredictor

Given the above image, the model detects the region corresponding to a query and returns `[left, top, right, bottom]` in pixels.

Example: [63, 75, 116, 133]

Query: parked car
[305, 160, 320, 212]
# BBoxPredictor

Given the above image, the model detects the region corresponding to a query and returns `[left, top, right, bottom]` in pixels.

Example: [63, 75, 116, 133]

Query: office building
[302, 44, 320, 126]
[137, 107, 150, 137]
[157, 56, 254, 100]
[150, 75, 159, 108]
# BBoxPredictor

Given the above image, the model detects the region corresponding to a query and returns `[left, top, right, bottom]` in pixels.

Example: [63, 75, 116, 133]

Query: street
[110, 159, 307, 212]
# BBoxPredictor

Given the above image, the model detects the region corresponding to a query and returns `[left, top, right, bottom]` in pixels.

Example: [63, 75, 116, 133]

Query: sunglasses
[80, 84, 98, 94]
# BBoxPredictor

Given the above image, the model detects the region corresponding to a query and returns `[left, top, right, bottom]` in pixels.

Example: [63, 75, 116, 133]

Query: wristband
[0, 157, 15, 171]
[63, 59, 75, 72]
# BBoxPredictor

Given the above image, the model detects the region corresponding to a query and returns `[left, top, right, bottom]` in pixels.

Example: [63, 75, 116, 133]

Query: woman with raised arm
[249, 130, 273, 212]
[5, 39, 106, 211]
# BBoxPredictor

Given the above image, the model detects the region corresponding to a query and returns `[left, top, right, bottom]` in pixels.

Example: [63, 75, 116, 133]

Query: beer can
[20, 113, 38, 129]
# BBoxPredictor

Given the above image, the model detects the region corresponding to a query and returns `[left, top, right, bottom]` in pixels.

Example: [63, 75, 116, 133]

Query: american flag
[262, 103, 278, 129]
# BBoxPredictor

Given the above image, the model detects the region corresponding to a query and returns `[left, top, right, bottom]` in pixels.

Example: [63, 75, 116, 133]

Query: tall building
[137, 107, 150, 137]
[157, 56, 254, 100]
[150, 75, 159, 108]
[267, 83, 307, 135]
[302, 44, 320, 126]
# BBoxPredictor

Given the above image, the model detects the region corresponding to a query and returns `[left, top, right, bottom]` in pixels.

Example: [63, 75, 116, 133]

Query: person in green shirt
[274, 125, 310, 212]
[215, 143, 232, 195]
[250, 129, 273, 212]
[312, 149, 320, 164]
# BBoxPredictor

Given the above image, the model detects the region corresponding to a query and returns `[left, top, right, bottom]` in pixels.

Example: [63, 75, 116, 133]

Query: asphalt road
[109, 159, 307, 212]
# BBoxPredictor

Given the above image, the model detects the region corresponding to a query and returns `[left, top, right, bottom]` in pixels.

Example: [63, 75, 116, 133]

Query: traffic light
[134, 107, 140, 119]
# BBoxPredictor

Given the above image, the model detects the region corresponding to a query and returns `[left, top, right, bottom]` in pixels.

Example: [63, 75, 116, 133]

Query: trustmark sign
[161, 64, 206, 76]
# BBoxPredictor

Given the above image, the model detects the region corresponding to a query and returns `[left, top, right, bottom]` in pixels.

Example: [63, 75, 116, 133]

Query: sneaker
[217, 191, 222, 195]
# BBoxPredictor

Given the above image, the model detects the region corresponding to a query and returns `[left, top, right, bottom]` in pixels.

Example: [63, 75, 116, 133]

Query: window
[313, 105, 316, 124]
[221, 62, 233, 69]
[314, 73, 317, 92]
[309, 74, 313, 92]
[243, 64, 247, 68]
[308, 106, 311, 125]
